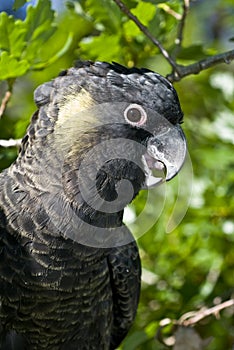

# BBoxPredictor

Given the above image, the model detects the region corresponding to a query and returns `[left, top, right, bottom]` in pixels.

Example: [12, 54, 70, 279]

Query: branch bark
[179, 299, 234, 326]
[156, 299, 234, 347]
[113, 0, 234, 82]
[172, 0, 190, 59]
[167, 49, 234, 81]
[113, 0, 179, 73]
[0, 91, 12, 119]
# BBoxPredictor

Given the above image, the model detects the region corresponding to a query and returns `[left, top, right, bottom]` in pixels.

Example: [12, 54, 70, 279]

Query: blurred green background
[0, 0, 234, 349]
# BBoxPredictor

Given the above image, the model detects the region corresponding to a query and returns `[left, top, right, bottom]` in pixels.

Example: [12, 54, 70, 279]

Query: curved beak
[143, 124, 187, 188]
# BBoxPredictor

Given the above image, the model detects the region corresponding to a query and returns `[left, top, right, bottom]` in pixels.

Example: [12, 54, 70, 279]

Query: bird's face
[41, 62, 186, 193]
[28, 61, 187, 245]
[97, 100, 186, 187]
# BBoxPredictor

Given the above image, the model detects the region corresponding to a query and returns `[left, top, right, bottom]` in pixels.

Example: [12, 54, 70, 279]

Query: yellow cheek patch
[56, 88, 96, 128]
[53, 88, 98, 155]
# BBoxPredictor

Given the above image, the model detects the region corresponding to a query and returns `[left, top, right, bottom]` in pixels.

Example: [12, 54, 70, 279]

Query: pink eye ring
[124, 104, 147, 126]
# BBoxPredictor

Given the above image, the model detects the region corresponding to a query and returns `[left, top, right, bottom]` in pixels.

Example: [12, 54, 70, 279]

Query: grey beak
[143, 124, 186, 187]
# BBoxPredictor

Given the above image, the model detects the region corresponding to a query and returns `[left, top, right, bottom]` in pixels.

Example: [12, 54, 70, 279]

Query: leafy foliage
[0, 0, 71, 80]
[0, 0, 234, 349]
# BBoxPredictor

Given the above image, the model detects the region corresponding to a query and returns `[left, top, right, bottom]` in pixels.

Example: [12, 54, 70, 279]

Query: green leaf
[0, 0, 63, 80]
[177, 45, 210, 61]
[24, 0, 55, 42]
[0, 12, 27, 56]
[80, 33, 121, 61]
[121, 331, 148, 350]
[132, 2, 157, 25]
[0, 52, 29, 79]
[141, 0, 169, 3]
[84, 0, 122, 32]
[0, 12, 12, 51]
[123, 2, 156, 37]
[32, 32, 73, 70]
[13, 0, 28, 10]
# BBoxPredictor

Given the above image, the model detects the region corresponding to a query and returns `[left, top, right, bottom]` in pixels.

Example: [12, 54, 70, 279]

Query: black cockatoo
[0, 61, 186, 349]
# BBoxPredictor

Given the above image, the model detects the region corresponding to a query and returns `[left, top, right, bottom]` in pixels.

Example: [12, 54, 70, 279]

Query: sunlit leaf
[123, 2, 156, 37]
[80, 33, 121, 61]
[84, 0, 122, 32]
[0, 52, 29, 79]
[0, 12, 27, 56]
[177, 44, 210, 61]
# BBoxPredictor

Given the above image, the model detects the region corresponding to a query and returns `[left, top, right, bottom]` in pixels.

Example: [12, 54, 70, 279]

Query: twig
[0, 91, 12, 119]
[156, 298, 234, 346]
[159, 4, 182, 21]
[173, 0, 190, 58]
[167, 49, 234, 81]
[0, 138, 22, 148]
[179, 299, 234, 326]
[113, 0, 179, 73]
[113, 0, 234, 83]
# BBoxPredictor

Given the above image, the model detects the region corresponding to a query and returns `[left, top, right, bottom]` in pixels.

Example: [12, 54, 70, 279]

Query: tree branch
[159, 4, 182, 21]
[179, 299, 234, 326]
[112, 0, 234, 82]
[0, 138, 22, 148]
[113, 0, 179, 73]
[167, 49, 234, 81]
[173, 0, 190, 59]
[156, 298, 234, 347]
[0, 91, 12, 119]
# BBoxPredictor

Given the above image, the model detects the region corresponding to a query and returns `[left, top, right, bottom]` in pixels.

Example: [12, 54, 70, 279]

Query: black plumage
[0, 61, 186, 349]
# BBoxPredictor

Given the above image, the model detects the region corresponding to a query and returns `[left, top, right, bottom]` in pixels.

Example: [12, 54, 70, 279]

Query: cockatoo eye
[124, 104, 147, 126]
